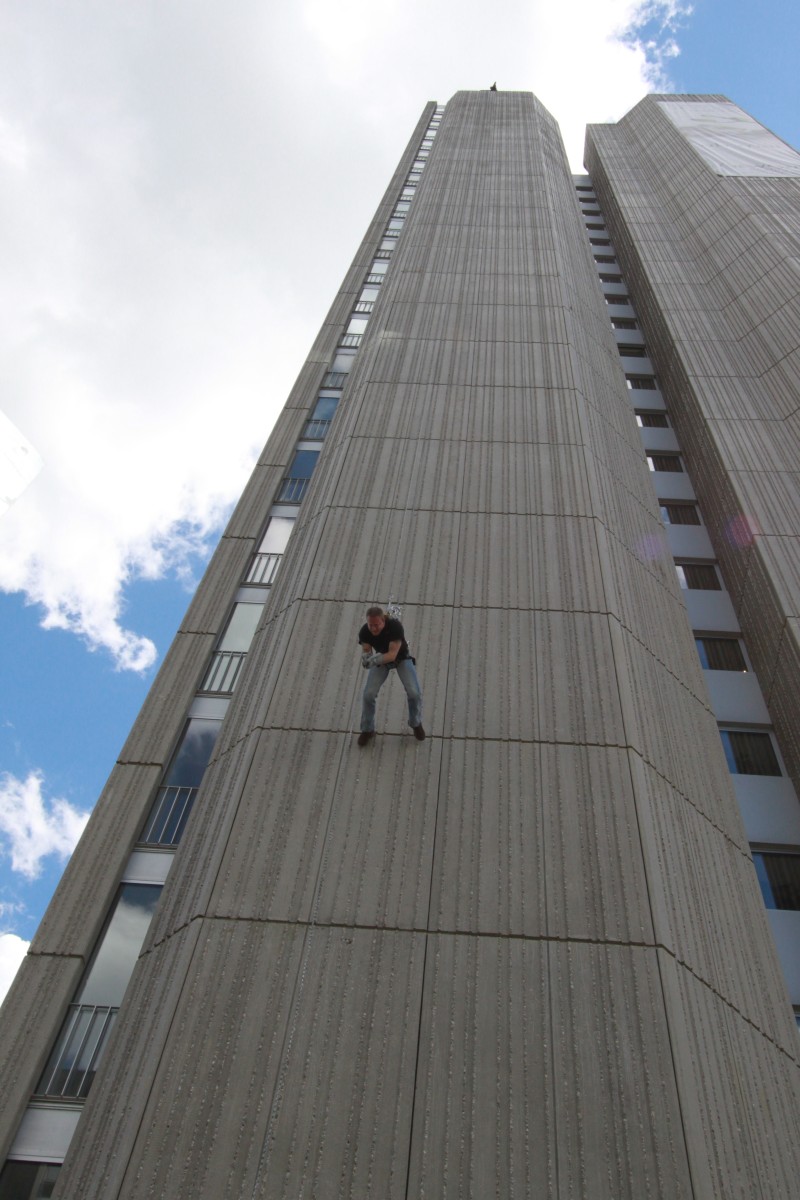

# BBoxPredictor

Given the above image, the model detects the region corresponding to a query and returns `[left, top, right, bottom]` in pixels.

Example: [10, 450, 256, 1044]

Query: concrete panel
[703, 667, 772, 724]
[32, 763, 162, 957]
[682, 588, 741, 631]
[638, 426, 679, 453]
[733, 775, 800, 844]
[651, 470, 696, 501]
[665, 522, 715, 558]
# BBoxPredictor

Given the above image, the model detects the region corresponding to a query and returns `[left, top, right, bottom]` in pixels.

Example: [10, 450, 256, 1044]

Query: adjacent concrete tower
[1, 91, 798, 1199]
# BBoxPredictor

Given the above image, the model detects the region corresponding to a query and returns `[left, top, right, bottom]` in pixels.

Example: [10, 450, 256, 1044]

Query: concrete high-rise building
[1, 91, 799, 1199]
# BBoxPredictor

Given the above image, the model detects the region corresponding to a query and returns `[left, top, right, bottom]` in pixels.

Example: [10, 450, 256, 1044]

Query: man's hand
[361, 653, 374, 669]
[366, 652, 384, 668]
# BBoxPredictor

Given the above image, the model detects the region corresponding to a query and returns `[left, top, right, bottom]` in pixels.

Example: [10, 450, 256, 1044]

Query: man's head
[366, 606, 386, 636]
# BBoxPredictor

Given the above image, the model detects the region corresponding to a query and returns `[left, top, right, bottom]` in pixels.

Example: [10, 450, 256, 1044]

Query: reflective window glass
[287, 449, 319, 478]
[0, 1161, 60, 1200]
[675, 563, 720, 590]
[218, 602, 264, 653]
[695, 637, 747, 671]
[311, 395, 339, 422]
[370, 260, 388, 274]
[258, 515, 295, 555]
[721, 731, 781, 776]
[330, 351, 355, 374]
[347, 317, 368, 336]
[164, 717, 222, 788]
[359, 287, 380, 304]
[754, 853, 800, 909]
[77, 884, 162, 1007]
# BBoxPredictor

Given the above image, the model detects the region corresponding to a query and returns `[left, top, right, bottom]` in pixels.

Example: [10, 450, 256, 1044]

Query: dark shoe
[413, 725, 426, 741]
[357, 731, 375, 747]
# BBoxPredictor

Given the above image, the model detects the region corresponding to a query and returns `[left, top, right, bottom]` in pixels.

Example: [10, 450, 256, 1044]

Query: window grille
[278, 477, 310, 504]
[247, 551, 283, 585]
[140, 785, 198, 846]
[339, 333, 362, 348]
[323, 372, 347, 389]
[200, 649, 248, 693]
[304, 418, 332, 440]
[36, 1004, 119, 1099]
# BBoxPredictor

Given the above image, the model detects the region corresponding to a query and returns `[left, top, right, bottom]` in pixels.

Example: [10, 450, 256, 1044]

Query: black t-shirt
[358, 617, 409, 664]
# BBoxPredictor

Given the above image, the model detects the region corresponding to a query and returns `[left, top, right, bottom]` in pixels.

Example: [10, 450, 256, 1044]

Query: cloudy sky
[1, 0, 799, 1000]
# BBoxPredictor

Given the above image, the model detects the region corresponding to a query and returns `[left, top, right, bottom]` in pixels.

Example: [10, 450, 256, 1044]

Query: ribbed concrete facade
[586, 95, 800, 798]
[1, 91, 798, 1199]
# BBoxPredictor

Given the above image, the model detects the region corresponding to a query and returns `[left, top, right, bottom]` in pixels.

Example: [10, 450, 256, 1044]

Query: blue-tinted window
[164, 718, 222, 789]
[311, 395, 339, 422]
[289, 449, 319, 479]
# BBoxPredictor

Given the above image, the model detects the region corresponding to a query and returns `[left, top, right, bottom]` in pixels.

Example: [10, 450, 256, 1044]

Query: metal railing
[277, 476, 310, 503]
[37, 1004, 119, 1099]
[246, 551, 283, 585]
[339, 333, 362, 347]
[304, 418, 331, 441]
[200, 650, 247, 694]
[323, 371, 347, 388]
[365, 274, 384, 285]
[354, 301, 373, 313]
[140, 785, 198, 846]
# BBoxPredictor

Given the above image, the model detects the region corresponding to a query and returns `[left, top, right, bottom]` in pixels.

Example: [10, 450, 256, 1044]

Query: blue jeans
[361, 659, 423, 732]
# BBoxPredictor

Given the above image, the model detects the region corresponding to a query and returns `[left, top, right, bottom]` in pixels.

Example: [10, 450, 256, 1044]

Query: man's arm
[382, 639, 402, 664]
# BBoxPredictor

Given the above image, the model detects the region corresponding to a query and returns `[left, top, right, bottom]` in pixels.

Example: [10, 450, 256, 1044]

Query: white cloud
[0, 932, 29, 1005]
[0, 3, 691, 669]
[0, 771, 89, 880]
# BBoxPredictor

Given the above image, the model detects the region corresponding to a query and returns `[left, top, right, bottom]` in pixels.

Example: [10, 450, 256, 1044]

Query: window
[201, 602, 265, 694]
[586, 223, 605, 230]
[140, 716, 222, 845]
[0, 1161, 61, 1199]
[648, 454, 682, 472]
[575, 184, 593, 191]
[346, 317, 368, 336]
[660, 502, 700, 525]
[278, 448, 320, 503]
[753, 853, 800, 909]
[37, 884, 162, 1098]
[675, 562, 720, 590]
[611, 316, 637, 329]
[330, 350, 355, 375]
[594, 254, 617, 264]
[258, 515, 295, 556]
[605, 295, 630, 306]
[305, 394, 339, 440]
[721, 731, 781, 776]
[369, 260, 388, 276]
[590, 237, 610, 246]
[636, 411, 668, 427]
[599, 273, 623, 283]
[627, 376, 656, 390]
[619, 344, 647, 357]
[247, 516, 296, 586]
[695, 637, 747, 671]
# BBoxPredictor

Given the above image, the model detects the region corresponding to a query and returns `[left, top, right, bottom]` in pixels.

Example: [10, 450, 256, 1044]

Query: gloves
[365, 652, 384, 668]
[361, 653, 373, 669]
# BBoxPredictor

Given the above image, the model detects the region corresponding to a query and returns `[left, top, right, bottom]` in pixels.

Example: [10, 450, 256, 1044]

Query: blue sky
[1, 0, 799, 998]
